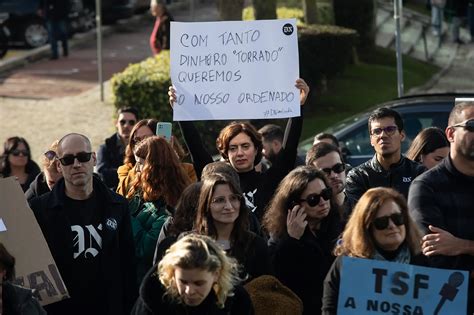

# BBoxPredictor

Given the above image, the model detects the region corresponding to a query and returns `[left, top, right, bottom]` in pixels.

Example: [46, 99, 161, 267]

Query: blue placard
[338, 257, 468, 315]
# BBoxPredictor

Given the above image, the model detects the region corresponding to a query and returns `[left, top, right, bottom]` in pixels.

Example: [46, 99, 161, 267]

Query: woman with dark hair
[0, 137, 40, 192]
[169, 79, 309, 220]
[321, 187, 425, 315]
[406, 127, 449, 169]
[0, 242, 46, 315]
[25, 140, 62, 201]
[149, 2, 173, 55]
[132, 234, 254, 315]
[126, 136, 192, 282]
[263, 166, 341, 315]
[117, 119, 196, 197]
[156, 173, 270, 281]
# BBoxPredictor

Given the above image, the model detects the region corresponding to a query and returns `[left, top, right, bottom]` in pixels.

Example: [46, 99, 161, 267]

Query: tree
[253, 0, 277, 20]
[217, 0, 245, 20]
[303, 0, 318, 24]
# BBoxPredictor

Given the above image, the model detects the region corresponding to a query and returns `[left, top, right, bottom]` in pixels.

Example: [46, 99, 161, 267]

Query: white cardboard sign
[171, 19, 300, 121]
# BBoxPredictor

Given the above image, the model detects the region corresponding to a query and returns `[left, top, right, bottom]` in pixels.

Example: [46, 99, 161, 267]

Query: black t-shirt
[63, 192, 106, 313]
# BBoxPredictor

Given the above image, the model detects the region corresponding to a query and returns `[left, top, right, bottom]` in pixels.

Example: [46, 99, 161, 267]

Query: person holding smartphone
[263, 166, 341, 315]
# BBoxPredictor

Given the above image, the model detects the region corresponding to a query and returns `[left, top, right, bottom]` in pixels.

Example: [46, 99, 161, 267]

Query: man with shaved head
[29, 133, 137, 315]
[409, 100, 474, 313]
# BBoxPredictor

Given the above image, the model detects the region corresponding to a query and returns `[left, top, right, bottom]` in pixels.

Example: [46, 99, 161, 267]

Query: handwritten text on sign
[338, 257, 468, 315]
[170, 19, 300, 121]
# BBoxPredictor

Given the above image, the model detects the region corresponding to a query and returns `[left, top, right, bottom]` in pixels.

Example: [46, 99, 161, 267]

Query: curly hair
[126, 136, 191, 206]
[0, 137, 36, 177]
[263, 165, 341, 239]
[158, 234, 241, 308]
[216, 121, 263, 166]
[334, 187, 422, 258]
[124, 119, 187, 166]
[194, 173, 251, 263]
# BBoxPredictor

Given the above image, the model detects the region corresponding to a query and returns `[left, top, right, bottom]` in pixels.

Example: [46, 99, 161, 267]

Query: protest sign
[0, 177, 69, 305]
[338, 256, 468, 315]
[170, 19, 300, 121]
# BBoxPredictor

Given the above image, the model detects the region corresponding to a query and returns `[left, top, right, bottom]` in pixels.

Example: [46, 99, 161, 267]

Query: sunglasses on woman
[10, 149, 29, 157]
[298, 187, 332, 207]
[58, 152, 92, 166]
[372, 213, 404, 230]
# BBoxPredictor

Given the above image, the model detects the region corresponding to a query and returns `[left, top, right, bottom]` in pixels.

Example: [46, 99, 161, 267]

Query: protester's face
[8, 142, 29, 168]
[450, 107, 474, 161]
[44, 160, 62, 190]
[57, 136, 96, 188]
[261, 140, 280, 161]
[300, 178, 331, 221]
[209, 183, 240, 225]
[116, 112, 137, 141]
[311, 152, 346, 194]
[370, 117, 405, 158]
[421, 146, 449, 169]
[175, 267, 218, 306]
[371, 200, 406, 251]
[227, 132, 257, 172]
[133, 126, 154, 144]
[135, 156, 145, 173]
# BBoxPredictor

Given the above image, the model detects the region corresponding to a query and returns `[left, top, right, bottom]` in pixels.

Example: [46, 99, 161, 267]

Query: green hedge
[333, 0, 375, 55]
[298, 24, 357, 87]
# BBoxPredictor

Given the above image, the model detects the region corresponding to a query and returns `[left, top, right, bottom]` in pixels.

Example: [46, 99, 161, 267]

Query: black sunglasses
[321, 163, 345, 176]
[58, 152, 92, 166]
[299, 187, 332, 207]
[372, 213, 404, 230]
[119, 119, 136, 126]
[452, 119, 474, 132]
[10, 149, 29, 157]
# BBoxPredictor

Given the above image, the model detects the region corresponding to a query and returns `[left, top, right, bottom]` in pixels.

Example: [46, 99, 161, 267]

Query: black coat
[2, 282, 46, 315]
[25, 172, 50, 201]
[131, 264, 254, 315]
[96, 133, 126, 190]
[39, 0, 70, 20]
[28, 177, 137, 315]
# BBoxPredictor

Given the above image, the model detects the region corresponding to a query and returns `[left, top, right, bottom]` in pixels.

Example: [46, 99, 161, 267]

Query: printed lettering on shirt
[71, 224, 103, 259]
[244, 188, 257, 212]
[402, 177, 412, 183]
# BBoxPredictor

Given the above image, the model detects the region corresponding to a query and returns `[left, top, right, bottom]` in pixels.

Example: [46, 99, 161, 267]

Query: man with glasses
[96, 107, 139, 190]
[409, 100, 474, 314]
[345, 107, 426, 212]
[306, 142, 350, 222]
[29, 133, 137, 315]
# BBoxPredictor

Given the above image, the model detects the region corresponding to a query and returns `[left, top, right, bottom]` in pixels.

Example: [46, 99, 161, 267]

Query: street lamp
[96, 0, 104, 102]
[394, 0, 404, 97]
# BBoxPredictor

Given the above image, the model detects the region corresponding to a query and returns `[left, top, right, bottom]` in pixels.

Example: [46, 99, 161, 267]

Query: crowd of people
[0, 81, 473, 314]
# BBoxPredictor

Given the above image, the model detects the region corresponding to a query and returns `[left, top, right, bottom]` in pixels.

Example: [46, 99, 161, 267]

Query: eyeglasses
[57, 152, 92, 166]
[119, 119, 136, 126]
[44, 150, 56, 161]
[370, 126, 399, 137]
[10, 149, 29, 157]
[211, 194, 242, 207]
[298, 187, 332, 207]
[452, 119, 474, 132]
[372, 213, 404, 230]
[321, 163, 345, 176]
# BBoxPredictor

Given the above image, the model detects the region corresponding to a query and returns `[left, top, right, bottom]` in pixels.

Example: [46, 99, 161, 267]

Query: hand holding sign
[295, 78, 309, 106]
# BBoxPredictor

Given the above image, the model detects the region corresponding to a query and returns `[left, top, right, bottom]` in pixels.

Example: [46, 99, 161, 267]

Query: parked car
[298, 94, 474, 166]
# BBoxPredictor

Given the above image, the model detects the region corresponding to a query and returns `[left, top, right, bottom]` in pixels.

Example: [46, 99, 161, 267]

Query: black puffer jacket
[2, 282, 46, 315]
[25, 172, 50, 202]
[345, 155, 425, 210]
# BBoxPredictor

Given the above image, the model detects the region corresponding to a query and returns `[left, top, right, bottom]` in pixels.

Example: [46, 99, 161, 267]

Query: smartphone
[156, 122, 172, 142]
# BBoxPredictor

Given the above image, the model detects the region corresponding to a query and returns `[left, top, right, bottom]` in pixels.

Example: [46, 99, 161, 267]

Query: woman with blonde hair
[263, 166, 341, 315]
[321, 187, 425, 315]
[126, 136, 192, 282]
[131, 234, 254, 314]
[25, 140, 62, 201]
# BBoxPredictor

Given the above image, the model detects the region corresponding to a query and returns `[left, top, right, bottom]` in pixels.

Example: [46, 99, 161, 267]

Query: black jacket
[96, 133, 126, 190]
[2, 282, 46, 315]
[322, 254, 428, 315]
[39, 0, 70, 20]
[28, 177, 137, 315]
[131, 264, 254, 315]
[25, 172, 50, 202]
[346, 155, 425, 210]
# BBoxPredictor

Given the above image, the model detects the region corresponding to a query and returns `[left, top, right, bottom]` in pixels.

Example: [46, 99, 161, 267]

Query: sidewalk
[0, 1, 219, 163]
